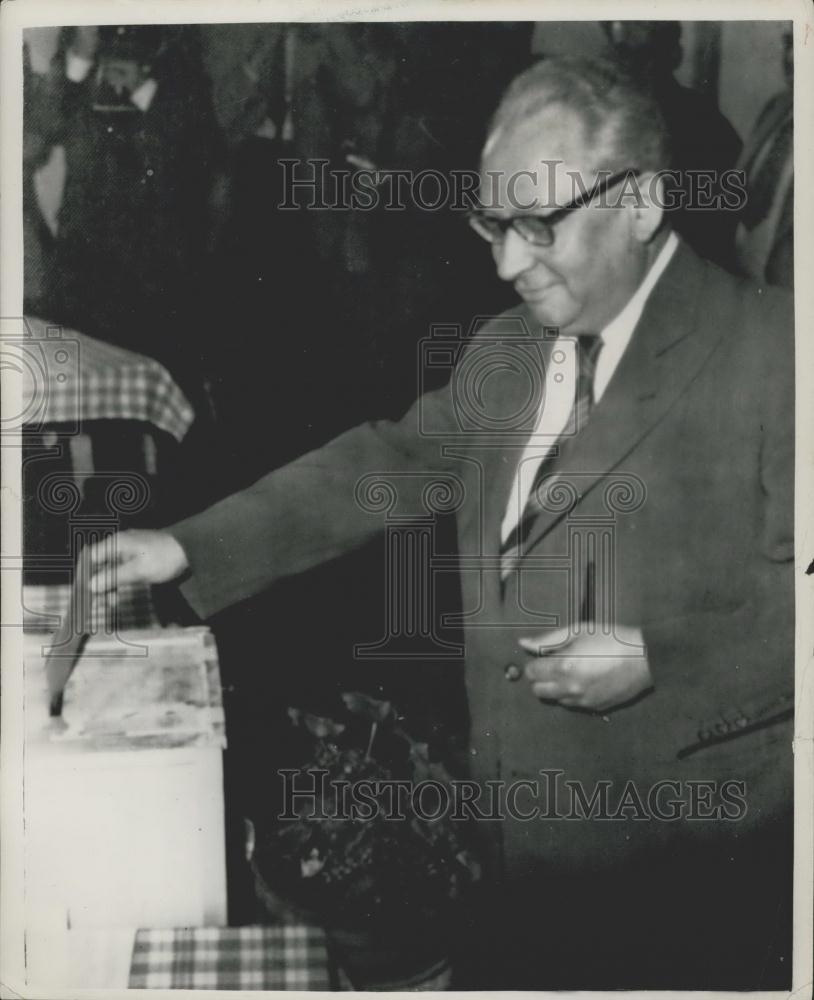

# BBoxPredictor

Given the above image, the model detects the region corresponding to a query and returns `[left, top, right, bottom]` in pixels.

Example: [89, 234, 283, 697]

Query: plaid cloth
[23, 582, 161, 633]
[22, 317, 195, 443]
[128, 926, 332, 990]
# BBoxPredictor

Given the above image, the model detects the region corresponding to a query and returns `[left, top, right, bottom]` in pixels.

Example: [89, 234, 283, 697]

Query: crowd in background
[23, 23, 533, 490]
[23, 21, 793, 485]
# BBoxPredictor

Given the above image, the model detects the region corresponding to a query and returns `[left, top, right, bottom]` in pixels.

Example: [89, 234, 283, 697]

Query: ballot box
[21, 625, 227, 990]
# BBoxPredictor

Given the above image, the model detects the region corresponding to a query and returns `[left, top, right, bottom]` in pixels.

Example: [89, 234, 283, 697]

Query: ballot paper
[44, 544, 92, 717]
[42, 628, 226, 750]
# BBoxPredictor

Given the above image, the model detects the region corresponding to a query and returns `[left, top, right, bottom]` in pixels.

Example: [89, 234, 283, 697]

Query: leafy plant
[251, 693, 481, 929]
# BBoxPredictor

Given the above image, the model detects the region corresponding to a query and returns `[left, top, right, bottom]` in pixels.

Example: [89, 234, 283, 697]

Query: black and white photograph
[1, 1, 812, 995]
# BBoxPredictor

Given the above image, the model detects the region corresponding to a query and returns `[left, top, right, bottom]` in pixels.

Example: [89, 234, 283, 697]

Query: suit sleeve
[169, 380, 462, 620]
[641, 292, 795, 749]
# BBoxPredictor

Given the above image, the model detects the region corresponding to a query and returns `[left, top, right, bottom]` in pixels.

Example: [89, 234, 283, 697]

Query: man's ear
[627, 171, 665, 243]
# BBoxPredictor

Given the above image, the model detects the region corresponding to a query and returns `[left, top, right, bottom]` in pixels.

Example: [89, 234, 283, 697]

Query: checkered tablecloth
[128, 926, 332, 991]
[22, 316, 195, 443]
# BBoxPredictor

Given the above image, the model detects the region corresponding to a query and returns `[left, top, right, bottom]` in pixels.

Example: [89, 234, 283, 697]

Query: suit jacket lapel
[521, 241, 727, 553]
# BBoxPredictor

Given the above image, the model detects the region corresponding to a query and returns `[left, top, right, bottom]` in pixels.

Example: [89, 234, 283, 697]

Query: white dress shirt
[501, 232, 679, 543]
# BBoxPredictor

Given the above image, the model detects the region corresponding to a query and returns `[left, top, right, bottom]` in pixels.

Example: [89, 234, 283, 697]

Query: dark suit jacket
[736, 89, 794, 290]
[172, 240, 794, 883]
[44, 40, 222, 371]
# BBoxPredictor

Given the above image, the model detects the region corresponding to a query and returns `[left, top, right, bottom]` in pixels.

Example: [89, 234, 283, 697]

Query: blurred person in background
[369, 22, 534, 415]
[200, 23, 398, 480]
[42, 25, 225, 402]
[602, 20, 742, 266]
[22, 38, 56, 316]
[734, 26, 793, 289]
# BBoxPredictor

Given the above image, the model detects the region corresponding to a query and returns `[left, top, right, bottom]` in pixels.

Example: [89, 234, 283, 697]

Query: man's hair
[488, 55, 672, 175]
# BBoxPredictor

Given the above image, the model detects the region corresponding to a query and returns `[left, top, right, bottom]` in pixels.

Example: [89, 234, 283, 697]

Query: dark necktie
[500, 334, 604, 580]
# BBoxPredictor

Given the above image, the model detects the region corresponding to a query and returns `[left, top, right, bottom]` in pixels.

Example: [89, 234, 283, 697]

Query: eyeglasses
[467, 169, 641, 248]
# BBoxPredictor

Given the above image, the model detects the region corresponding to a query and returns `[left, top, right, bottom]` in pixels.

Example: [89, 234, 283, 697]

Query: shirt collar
[599, 230, 680, 347]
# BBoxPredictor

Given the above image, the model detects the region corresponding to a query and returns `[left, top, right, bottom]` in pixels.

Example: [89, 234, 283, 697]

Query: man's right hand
[87, 529, 189, 594]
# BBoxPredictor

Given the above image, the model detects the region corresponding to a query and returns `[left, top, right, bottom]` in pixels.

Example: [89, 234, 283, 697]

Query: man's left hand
[519, 625, 653, 712]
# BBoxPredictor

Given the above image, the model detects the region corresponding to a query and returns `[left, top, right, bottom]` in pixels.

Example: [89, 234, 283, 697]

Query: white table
[20, 627, 228, 992]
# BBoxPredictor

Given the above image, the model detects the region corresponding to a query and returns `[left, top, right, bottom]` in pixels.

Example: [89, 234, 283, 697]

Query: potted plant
[247, 692, 481, 990]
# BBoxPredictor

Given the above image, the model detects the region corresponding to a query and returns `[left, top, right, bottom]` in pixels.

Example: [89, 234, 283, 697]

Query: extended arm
[89, 378, 463, 619]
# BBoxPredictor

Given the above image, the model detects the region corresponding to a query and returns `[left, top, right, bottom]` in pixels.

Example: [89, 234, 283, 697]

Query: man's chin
[521, 294, 577, 331]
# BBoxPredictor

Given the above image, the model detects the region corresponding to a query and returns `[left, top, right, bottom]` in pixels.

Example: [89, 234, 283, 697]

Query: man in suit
[88, 57, 794, 988]
[41, 25, 224, 397]
[735, 26, 794, 289]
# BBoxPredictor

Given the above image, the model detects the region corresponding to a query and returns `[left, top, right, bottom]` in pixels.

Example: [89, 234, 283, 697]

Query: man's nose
[493, 228, 538, 282]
